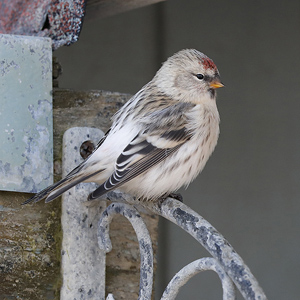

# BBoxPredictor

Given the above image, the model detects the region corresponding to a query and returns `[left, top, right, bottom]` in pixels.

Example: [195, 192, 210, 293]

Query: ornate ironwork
[98, 202, 154, 300]
[161, 257, 235, 300]
[100, 191, 268, 300]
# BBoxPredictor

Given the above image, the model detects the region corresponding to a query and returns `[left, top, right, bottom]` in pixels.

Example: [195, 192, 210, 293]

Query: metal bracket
[61, 127, 106, 300]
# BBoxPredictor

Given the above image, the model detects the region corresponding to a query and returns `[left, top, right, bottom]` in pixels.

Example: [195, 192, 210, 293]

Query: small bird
[23, 49, 223, 205]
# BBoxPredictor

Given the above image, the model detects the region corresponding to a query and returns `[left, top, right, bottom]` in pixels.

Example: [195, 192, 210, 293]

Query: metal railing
[101, 191, 268, 300]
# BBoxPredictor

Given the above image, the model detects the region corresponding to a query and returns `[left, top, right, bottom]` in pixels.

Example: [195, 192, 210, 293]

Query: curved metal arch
[145, 197, 267, 300]
[161, 257, 236, 300]
[99, 192, 268, 300]
[98, 202, 154, 300]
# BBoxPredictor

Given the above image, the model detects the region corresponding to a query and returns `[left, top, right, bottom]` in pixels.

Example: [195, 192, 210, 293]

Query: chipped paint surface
[148, 198, 268, 300]
[0, 34, 53, 193]
[98, 202, 154, 300]
[61, 127, 106, 299]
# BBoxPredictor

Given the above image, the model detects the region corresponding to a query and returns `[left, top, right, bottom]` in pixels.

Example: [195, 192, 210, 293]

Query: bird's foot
[157, 192, 184, 208]
[167, 192, 184, 202]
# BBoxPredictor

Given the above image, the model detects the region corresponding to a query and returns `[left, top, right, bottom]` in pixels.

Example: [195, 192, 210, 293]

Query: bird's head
[154, 49, 223, 103]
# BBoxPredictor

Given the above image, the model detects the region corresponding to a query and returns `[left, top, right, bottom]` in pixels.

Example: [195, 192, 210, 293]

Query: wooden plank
[86, 0, 166, 19]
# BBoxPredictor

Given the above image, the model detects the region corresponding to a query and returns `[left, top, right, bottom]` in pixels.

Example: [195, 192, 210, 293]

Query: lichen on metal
[0, 0, 86, 50]
[98, 202, 154, 300]
[160, 257, 236, 300]
[102, 191, 268, 300]
[146, 198, 268, 300]
[0, 34, 53, 193]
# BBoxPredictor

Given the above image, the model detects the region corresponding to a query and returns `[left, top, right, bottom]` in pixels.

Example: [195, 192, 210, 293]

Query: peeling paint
[0, 34, 53, 193]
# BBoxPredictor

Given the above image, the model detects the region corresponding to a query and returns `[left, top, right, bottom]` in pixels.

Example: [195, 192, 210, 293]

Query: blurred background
[55, 0, 300, 299]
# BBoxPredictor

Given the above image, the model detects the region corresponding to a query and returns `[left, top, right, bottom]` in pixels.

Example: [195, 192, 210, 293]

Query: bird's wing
[88, 101, 195, 200]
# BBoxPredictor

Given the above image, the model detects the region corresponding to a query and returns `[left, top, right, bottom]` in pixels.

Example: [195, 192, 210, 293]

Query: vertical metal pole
[61, 127, 106, 300]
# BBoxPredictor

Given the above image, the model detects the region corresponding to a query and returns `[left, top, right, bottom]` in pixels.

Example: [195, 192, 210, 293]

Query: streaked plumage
[23, 49, 223, 205]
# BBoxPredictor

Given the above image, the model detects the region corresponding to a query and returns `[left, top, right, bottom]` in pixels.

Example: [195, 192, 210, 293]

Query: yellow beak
[210, 81, 224, 89]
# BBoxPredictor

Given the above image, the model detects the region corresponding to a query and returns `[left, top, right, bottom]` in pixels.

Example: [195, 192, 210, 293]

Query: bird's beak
[210, 81, 224, 89]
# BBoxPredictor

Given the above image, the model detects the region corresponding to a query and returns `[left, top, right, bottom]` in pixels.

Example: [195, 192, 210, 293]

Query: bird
[23, 49, 223, 205]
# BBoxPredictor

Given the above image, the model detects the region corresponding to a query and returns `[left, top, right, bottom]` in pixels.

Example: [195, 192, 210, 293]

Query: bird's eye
[195, 73, 204, 80]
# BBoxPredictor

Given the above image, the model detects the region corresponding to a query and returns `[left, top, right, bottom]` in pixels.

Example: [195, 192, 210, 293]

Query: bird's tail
[22, 168, 105, 205]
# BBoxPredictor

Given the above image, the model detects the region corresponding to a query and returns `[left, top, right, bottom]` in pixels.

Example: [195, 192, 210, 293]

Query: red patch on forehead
[201, 57, 217, 70]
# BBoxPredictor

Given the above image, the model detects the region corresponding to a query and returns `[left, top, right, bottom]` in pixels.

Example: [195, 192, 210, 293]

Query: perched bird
[23, 49, 223, 205]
